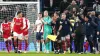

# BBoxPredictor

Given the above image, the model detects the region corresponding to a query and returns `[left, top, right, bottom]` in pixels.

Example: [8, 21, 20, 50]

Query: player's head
[84, 16, 89, 22]
[71, 0, 76, 5]
[44, 10, 48, 17]
[17, 11, 23, 18]
[98, 14, 100, 19]
[61, 13, 66, 20]
[3, 16, 8, 23]
[54, 12, 59, 17]
[39, 13, 43, 18]
[91, 11, 95, 16]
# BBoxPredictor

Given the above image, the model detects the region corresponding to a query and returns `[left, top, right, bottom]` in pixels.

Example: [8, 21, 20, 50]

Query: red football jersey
[13, 17, 24, 34]
[23, 19, 30, 36]
[1, 22, 11, 38]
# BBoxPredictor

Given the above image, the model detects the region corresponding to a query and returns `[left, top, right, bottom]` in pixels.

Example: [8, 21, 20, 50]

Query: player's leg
[11, 31, 16, 51]
[57, 35, 63, 54]
[36, 32, 41, 53]
[18, 39, 22, 53]
[61, 37, 66, 54]
[58, 39, 63, 54]
[13, 32, 18, 53]
[41, 37, 46, 53]
[8, 36, 12, 51]
[24, 35, 29, 53]
[17, 33, 23, 53]
[45, 38, 50, 53]
[4, 38, 10, 53]
[66, 35, 70, 53]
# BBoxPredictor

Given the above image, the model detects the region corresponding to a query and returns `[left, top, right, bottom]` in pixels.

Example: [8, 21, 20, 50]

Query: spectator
[76, 0, 80, 6]
[59, 0, 69, 13]
[67, 0, 80, 13]
[93, 0, 100, 15]
[63, 9, 71, 19]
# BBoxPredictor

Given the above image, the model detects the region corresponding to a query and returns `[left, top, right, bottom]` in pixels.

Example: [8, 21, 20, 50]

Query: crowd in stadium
[0, 0, 100, 54]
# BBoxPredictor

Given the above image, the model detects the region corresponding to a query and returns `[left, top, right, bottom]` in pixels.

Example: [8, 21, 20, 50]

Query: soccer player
[22, 16, 30, 53]
[0, 17, 12, 53]
[51, 12, 60, 54]
[42, 10, 52, 53]
[57, 13, 73, 54]
[12, 11, 25, 53]
[34, 13, 43, 53]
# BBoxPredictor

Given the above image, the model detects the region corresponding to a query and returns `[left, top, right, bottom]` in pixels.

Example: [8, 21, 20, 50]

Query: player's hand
[97, 32, 99, 35]
[57, 31, 60, 36]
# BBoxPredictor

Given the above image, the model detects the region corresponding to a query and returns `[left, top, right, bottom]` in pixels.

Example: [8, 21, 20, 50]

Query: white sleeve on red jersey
[0, 23, 3, 33]
[23, 18, 26, 29]
[11, 17, 15, 30]
[27, 19, 30, 29]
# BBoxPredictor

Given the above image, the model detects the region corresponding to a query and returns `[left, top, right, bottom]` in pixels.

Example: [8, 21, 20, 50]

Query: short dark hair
[17, 11, 22, 15]
[39, 12, 42, 14]
[3, 16, 7, 20]
[3, 16, 8, 23]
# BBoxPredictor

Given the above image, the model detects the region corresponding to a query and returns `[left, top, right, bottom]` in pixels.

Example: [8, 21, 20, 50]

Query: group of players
[1, 10, 100, 54]
[0, 11, 30, 53]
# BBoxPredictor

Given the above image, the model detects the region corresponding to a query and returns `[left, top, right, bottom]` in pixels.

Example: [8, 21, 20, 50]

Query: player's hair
[17, 11, 22, 15]
[39, 12, 42, 14]
[3, 16, 8, 23]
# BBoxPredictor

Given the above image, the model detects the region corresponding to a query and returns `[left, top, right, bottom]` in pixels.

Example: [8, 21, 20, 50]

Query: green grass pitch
[0, 52, 100, 56]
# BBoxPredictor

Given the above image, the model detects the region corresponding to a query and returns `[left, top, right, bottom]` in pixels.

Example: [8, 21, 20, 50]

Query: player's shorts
[23, 30, 28, 36]
[3, 32, 11, 38]
[36, 32, 43, 40]
[4, 36, 12, 41]
[61, 34, 70, 41]
[13, 32, 23, 40]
